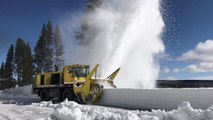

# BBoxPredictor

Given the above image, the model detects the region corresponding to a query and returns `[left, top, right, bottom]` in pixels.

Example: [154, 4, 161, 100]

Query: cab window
[68, 66, 90, 78]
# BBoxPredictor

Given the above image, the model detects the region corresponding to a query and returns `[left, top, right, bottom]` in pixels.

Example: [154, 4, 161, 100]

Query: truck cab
[63, 64, 90, 84]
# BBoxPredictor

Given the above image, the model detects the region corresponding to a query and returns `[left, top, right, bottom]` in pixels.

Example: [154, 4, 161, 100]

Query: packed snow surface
[97, 88, 213, 110]
[1, 85, 213, 120]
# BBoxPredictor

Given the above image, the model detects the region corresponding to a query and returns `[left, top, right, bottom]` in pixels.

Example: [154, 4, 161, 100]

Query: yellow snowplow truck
[32, 64, 120, 103]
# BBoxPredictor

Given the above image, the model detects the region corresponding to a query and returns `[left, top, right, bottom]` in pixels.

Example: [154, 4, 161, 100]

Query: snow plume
[61, 0, 165, 88]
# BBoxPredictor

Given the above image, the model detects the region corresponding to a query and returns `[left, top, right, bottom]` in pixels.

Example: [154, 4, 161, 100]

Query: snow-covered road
[1, 86, 213, 120]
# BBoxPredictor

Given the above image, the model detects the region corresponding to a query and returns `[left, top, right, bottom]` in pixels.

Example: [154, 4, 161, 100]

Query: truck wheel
[40, 90, 49, 101]
[62, 89, 74, 101]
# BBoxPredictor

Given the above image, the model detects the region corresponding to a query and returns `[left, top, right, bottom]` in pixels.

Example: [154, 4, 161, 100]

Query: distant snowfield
[1, 86, 213, 120]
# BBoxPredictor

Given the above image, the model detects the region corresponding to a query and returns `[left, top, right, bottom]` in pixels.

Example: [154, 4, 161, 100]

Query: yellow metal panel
[106, 68, 121, 80]
[64, 73, 72, 83]
[71, 64, 78, 67]
[36, 74, 41, 87]
[63, 66, 73, 84]
[74, 77, 86, 81]
[73, 78, 91, 97]
[44, 73, 51, 85]
[63, 64, 91, 84]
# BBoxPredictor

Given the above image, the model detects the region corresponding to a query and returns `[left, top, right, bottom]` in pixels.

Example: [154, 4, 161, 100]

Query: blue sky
[0, 0, 86, 61]
[1, 0, 213, 79]
[160, 0, 213, 79]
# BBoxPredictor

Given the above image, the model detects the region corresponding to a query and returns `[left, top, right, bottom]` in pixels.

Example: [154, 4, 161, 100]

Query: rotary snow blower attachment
[33, 64, 120, 104]
[73, 64, 121, 103]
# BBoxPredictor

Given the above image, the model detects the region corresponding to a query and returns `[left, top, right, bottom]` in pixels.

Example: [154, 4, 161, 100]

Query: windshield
[72, 67, 89, 78]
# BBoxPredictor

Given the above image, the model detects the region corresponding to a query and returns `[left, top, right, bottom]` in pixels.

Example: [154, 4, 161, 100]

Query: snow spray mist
[61, 0, 165, 88]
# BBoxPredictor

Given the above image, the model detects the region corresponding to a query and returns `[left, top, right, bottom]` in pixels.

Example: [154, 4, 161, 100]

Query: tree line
[0, 21, 64, 90]
[0, 0, 103, 90]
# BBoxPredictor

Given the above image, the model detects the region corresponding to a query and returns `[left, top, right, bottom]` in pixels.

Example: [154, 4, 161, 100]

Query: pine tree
[44, 20, 54, 71]
[75, 0, 103, 45]
[34, 25, 46, 73]
[22, 43, 33, 85]
[0, 62, 5, 90]
[53, 25, 64, 69]
[34, 21, 54, 73]
[4, 44, 15, 88]
[15, 38, 26, 86]
[0, 62, 5, 80]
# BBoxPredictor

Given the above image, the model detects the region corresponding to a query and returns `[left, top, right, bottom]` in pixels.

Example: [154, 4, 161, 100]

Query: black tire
[40, 90, 49, 101]
[62, 89, 74, 101]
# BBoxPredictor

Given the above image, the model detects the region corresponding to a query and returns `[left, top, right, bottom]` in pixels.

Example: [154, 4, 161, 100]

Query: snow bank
[33, 100, 213, 120]
[0, 85, 39, 104]
[97, 88, 213, 110]
[0, 85, 33, 98]
[0, 104, 53, 120]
